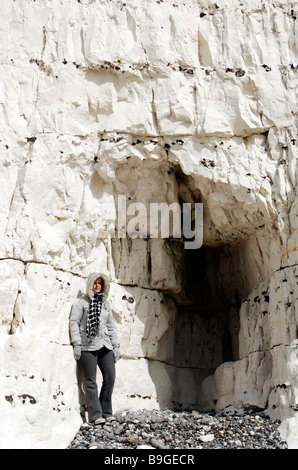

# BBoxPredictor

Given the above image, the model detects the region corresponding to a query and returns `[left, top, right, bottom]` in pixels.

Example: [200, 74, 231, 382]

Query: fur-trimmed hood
[86, 271, 110, 302]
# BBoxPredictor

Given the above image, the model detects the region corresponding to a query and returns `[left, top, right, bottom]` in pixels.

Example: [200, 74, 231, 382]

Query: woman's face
[92, 278, 103, 293]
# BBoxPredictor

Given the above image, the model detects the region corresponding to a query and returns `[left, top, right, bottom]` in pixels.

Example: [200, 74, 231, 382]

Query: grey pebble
[150, 438, 167, 449]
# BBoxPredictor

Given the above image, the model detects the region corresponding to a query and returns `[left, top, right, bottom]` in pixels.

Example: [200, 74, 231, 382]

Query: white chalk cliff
[0, 0, 297, 449]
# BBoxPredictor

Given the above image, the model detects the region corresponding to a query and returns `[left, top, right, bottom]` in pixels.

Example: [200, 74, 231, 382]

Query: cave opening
[174, 244, 241, 381]
[111, 156, 255, 409]
[169, 167, 242, 393]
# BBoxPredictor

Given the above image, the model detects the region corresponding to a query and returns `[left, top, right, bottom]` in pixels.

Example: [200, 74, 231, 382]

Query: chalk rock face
[0, 0, 297, 448]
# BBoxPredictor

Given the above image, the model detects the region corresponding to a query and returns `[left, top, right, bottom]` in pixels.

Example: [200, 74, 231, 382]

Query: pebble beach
[68, 407, 287, 450]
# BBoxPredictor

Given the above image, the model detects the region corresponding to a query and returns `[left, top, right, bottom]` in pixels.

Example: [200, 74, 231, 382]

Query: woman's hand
[73, 345, 82, 361]
[113, 346, 120, 363]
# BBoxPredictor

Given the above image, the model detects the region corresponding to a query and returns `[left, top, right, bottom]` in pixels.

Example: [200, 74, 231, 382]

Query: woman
[70, 272, 120, 425]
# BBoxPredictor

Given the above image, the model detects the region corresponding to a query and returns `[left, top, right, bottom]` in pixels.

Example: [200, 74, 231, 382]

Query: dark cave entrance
[173, 244, 241, 379]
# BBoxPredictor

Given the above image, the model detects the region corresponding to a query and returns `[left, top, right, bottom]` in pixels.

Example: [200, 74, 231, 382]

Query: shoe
[105, 416, 116, 422]
[94, 417, 106, 425]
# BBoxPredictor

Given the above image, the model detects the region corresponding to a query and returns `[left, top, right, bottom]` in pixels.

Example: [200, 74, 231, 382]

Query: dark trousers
[80, 347, 115, 422]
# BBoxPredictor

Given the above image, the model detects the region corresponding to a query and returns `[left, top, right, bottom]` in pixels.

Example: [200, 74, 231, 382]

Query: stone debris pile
[68, 408, 287, 450]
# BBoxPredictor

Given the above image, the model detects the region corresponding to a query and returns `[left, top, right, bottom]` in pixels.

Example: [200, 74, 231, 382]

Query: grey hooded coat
[69, 272, 120, 352]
